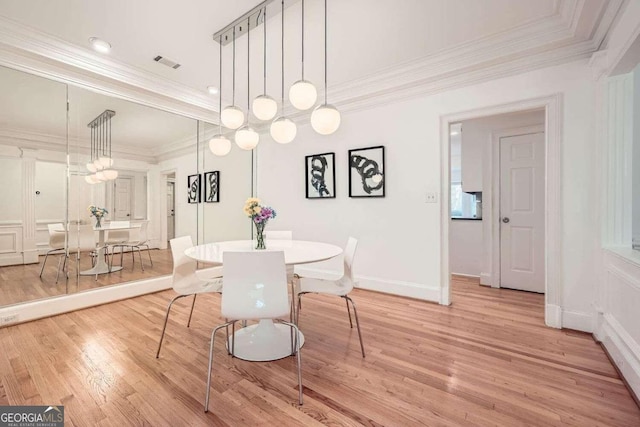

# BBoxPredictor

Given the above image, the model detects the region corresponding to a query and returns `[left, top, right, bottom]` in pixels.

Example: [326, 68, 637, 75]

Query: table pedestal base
[227, 319, 305, 362]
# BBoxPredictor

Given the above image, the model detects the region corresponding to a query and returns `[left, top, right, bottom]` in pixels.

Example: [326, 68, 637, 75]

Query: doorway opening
[160, 170, 176, 249]
[440, 95, 563, 328]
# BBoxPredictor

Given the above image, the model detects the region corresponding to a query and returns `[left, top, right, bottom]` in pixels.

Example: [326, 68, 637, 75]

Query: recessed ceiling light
[89, 37, 111, 54]
[207, 86, 219, 95]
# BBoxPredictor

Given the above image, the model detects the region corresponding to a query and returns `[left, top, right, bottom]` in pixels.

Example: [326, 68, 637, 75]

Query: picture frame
[305, 152, 336, 199]
[203, 171, 220, 203]
[187, 173, 201, 204]
[348, 145, 385, 198]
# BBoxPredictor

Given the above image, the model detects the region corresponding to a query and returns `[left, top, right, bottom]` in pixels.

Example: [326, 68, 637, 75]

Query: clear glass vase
[255, 222, 266, 250]
[95, 217, 102, 228]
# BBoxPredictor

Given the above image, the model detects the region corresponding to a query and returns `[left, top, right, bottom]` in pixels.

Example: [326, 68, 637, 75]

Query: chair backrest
[264, 230, 292, 240]
[106, 221, 130, 243]
[170, 236, 198, 292]
[221, 251, 289, 320]
[340, 237, 358, 289]
[138, 221, 149, 243]
[68, 225, 96, 253]
[47, 223, 65, 249]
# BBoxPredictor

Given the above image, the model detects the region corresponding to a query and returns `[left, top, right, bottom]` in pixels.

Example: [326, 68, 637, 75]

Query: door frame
[491, 125, 545, 289]
[159, 169, 176, 250]
[440, 94, 563, 328]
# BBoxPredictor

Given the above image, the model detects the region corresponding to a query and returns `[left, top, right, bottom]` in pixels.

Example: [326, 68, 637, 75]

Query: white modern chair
[112, 221, 152, 271]
[295, 237, 365, 357]
[204, 251, 302, 412]
[156, 236, 223, 358]
[263, 230, 296, 323]
[59, 224, 99, 282]
[40, 223, 65, 279]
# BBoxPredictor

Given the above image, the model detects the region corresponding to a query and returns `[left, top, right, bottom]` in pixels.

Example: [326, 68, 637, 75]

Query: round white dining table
[185, 239, 343, 362]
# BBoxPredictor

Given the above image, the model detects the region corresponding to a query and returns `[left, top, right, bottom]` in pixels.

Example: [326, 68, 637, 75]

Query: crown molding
[0, 0, 625, 147]
[0, 127, 157, 164]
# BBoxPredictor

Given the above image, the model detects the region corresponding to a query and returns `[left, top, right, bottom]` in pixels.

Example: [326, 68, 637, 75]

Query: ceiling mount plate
[213, 0, 275, 46]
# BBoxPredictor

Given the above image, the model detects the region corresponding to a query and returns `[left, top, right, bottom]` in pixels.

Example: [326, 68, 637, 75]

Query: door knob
[502, 217, 510, 223]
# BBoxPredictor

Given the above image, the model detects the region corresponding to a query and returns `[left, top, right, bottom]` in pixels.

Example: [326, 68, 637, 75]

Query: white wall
[633, 63, 640, 245]
[258, 59, 599, 308]
[0, 157, 22, 221]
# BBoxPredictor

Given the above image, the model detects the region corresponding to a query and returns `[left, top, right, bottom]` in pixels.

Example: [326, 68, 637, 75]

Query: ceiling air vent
[153, 56, 181, 69]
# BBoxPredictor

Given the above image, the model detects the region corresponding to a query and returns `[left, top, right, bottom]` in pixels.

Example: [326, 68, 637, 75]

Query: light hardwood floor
[0, 248, 172, 307]
[0, 276, 638, 426]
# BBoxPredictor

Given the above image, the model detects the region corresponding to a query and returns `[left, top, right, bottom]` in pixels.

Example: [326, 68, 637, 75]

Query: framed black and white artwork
[203, 171, 220, 203]
[305, 152, 336, 199]
[187, 174, 200, 204]
[349, 146, 385, 198]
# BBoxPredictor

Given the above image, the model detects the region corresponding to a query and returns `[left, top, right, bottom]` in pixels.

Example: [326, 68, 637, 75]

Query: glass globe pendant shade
[270, 116, 297, 144]
[220, 105, 245, 130]
[252, 95, 278, 121]
[95, 171, 107, 181]
[311, 104, 341, 135]
[209, 134, 231, 156]
[93, 159, 104, 170]
[99, 156, 113, 168]
[289, 80, 317, 110]
[103, 169, 118, 180]
[235, 125, 260, 150]
[85, 175, 98, 184]
[86, 162, 97, 173]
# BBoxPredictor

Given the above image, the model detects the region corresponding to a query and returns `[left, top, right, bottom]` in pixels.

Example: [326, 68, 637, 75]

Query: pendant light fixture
[220, 27, 245, 130]
[209, 35, 232, 156]
[86, 110, 118, 183]
[252, 8, 278, 121]
[311, 0, 341, 135]
[235, 17, 260, 150]
[270, 0, 297, 144]
[289, 0, 317, 111]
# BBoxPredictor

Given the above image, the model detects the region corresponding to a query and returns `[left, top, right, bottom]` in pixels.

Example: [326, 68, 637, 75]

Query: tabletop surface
[53, 223, 142, 232]
[185, 240, 343, 266]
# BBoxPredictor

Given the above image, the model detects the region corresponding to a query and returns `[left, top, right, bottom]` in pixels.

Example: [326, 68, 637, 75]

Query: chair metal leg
[344, 296, 353, 328]
[344, 296, 365, 358]
[187, 294, 197, 327]
[137, 246, 144, 271]
[55, 254, 66, 284]
[39, 252, 50, 277]
[279, 320, 303, 405]
[145, 245, 153, 266]
[155, 294, 188, 358]
[205, 320, 235, 413]
[231, 322, 236, 357]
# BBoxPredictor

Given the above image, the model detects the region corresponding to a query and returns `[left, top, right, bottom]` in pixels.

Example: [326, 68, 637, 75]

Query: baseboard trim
[595, 313, 640, 401]
[0, 275, 172, 327]
[480, 272, 492, 286]
[545, 303, 562, 328]
[295, 266, 440, 302]
[451, 272, 480, 279]
[562, 309, 595, 332]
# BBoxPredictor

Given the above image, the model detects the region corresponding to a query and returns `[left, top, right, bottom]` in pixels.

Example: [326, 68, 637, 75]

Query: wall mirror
[0, 64, 255, 308]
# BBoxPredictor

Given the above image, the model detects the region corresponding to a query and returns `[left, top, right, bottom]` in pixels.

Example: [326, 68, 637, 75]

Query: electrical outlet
[425, 192, 438, 203]
[0, 314, 19, 326]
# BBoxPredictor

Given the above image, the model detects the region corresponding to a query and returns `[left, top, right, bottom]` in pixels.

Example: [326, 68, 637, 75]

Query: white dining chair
[112, 221, 151, 271]
[295, 237, 365, 357]
[204, 251, 303, 412]
[59, 224, 99, 282]
[156, 236, 223, 358]
[40, 223, 65, 279]
[263, 230, 296, 324]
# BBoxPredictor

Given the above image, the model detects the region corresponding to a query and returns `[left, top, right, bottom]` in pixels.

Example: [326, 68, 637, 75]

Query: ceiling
[0, 0, 623, 159]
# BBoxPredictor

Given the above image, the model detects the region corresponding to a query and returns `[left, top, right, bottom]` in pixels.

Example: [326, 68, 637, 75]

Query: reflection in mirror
[198, 121, 253, 244]
[0, 65, 68, 306]
[67, 85, 199, 292]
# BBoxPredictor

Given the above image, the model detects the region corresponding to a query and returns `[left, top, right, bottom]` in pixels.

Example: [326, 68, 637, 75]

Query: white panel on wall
[450, 220, 483, 276]
[34, 161, 66, 222]
[0, 157, 23, 221]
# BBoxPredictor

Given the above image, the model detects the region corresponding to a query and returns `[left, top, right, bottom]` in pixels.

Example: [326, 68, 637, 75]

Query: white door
[499, 132, 545, 293]
[167, 182, 175, 240]
[114, 178, 132, 220]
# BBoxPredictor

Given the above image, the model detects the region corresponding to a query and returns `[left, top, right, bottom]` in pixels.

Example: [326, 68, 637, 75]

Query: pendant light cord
[301, 0, 305, 80]
[281, 0, 285, 111]
[324, 0, 327, 104]
[247, 16, 250, 116]
[219, 35, 223, 132]
[232, 27, 236, 106]
[263, 8, 267, 95]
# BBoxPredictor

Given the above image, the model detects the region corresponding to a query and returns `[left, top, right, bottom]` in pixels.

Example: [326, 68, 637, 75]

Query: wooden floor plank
[0, 275, 638, 426]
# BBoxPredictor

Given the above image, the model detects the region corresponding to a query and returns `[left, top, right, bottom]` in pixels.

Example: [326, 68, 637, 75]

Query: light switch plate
[426, 192, 438, 203]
